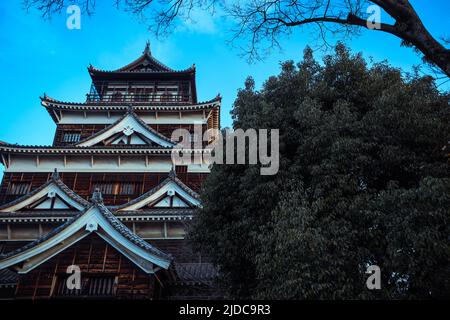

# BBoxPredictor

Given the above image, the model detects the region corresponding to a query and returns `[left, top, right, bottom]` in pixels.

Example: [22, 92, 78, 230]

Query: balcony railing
[86, 93, 192, 104]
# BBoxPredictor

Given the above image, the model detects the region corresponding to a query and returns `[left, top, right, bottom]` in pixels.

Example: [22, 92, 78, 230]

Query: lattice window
[53, 275, 117, 297]
[92, 183, 139, 195]
[119, 183, 136, 195]
[63, 132, 81, 143]
[92, 183, 116, 195]
[7, 182, 31, 195]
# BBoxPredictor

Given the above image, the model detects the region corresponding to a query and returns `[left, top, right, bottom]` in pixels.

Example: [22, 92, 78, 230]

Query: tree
[23, 0, 450, 78]
[189, 44, 450, 299]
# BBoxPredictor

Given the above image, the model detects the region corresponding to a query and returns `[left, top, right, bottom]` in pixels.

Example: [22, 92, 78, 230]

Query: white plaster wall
[59, 110, 206, 125]
[5, 154, 210, 173]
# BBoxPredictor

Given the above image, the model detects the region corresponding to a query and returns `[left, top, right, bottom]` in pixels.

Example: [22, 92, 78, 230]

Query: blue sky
[0, 0, 448, 149]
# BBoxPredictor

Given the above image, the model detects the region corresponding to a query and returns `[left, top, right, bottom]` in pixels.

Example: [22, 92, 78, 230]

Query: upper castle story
[0, 43, 220, 206]
[39, 42, 221, 146]
[86, 42, 197, 104]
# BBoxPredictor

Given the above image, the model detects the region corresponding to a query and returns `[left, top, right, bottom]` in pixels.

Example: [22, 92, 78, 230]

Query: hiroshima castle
[0, 43, 222, 299]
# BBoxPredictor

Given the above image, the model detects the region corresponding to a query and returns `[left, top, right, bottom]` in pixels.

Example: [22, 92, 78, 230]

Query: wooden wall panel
[15, 234, 161, 300]
[0, 172, 208, 206]
[53, 124, 107, 146]
[53, 124, 208, 146]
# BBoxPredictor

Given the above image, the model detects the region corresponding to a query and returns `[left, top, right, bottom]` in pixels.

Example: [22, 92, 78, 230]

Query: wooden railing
[86, 93, 192, 103]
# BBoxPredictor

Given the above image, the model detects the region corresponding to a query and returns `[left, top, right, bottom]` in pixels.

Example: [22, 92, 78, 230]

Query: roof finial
[91, 188, 104, 204]
[52, 168, 59, 180]
[143, 40, 151, 55]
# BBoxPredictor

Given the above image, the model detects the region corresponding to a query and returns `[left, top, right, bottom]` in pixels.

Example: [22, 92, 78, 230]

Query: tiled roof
[40, 95, 221, 112]
[0, 210, 79, 218]
[95, 203, 171, 261]
[88, 42, 194, 75]
[0, 269, 18, 285]
[115, 208, 194, 216]
[0, 144, 193, 155]
[174, 263, 219, 284]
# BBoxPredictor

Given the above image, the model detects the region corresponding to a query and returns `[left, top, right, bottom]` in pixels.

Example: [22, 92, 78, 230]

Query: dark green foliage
[189, 44, 450, 299]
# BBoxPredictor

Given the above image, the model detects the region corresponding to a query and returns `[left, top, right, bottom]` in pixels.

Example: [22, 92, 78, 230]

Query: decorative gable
[113, 170, 201, 211]
[75, 110, 175, 147]
[0, 171, 89, 213]
[0, 191, 171, 274]
[30, 193, 73, 210]
[153, 194, 189, 208]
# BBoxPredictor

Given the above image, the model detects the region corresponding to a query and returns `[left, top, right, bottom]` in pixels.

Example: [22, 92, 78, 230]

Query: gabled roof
[112, 169, 201, 212]
[0, 170, 90, 213]
[0, 190, 172, 274]
[75, 108, 176, 147]
[88, 42, 195, 75]
[116, 41, 174, 72]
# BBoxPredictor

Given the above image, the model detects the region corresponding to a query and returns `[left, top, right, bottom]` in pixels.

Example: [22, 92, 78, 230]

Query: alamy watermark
[66, 264, 81, 289]
[66, 5, 81, 30]
[366, 5, 381, 30]
[366, 265, 381, 290]
[171, 126, 280, 176]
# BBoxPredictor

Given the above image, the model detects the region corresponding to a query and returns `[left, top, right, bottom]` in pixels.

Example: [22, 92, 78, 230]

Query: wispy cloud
[179, 9, 217, 34]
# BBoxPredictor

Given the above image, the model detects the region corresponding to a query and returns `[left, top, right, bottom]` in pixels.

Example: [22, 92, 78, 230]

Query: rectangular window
[7, 182, 31, 195]
[63, 132, 81, 143]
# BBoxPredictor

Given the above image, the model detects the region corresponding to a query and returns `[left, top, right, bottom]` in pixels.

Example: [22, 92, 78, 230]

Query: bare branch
[22, 0, 450, 77]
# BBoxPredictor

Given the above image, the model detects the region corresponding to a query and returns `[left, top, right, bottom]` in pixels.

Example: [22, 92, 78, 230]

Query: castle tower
[0, 44, 221, 299]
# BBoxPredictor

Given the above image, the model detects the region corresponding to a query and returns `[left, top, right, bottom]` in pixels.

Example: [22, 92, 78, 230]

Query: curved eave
[0, 145, 173, 155]
[0, 145, 210, 156]
[41, 95, 220, 121]
[88, 65, 196, 77]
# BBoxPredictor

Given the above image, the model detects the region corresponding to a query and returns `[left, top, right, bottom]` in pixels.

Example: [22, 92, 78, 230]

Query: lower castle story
[0, 170, 222, 300]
